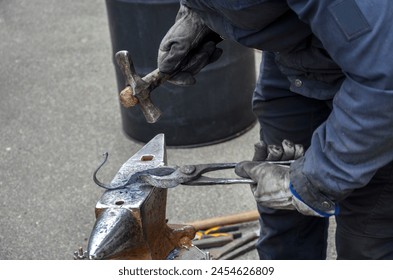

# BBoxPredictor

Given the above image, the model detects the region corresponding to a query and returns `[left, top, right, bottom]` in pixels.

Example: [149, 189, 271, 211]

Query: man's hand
[236, 162, 323, 216]
[158, 5, 222, 86]
[236, 140, 330, 216]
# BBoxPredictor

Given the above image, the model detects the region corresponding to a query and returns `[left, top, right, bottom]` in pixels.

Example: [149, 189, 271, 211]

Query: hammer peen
[115, 50, 170, 123]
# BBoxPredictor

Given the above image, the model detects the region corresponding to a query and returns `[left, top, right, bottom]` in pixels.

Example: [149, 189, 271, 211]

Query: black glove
[157, 5, 223, 86]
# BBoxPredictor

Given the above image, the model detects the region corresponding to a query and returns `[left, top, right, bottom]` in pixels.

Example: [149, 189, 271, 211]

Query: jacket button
[321, 201, 331, 209]
[294, 79, 303, 87]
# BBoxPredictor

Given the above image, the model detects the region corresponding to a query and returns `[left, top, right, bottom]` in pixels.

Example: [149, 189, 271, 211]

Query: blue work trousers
[253, 52, 393, 259]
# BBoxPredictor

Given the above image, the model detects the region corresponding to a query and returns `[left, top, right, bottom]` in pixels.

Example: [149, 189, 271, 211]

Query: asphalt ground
[0, 0, 336, 260]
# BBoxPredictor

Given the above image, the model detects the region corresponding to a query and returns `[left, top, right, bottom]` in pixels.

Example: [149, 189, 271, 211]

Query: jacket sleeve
[288, 0, 393, 214]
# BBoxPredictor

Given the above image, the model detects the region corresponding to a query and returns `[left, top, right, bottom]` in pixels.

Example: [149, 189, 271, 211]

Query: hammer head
[115, 50, 162, 123]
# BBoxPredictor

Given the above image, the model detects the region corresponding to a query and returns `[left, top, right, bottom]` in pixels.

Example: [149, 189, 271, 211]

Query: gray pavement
[0, 1, 335, 260]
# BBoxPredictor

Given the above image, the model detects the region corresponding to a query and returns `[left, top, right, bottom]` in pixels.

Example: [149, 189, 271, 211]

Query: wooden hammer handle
[187, 210, 259, 231]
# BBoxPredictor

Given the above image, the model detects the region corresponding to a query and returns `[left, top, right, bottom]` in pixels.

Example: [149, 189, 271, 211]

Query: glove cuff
[289, 183, 337, 217]
[289, 157, 339, 215]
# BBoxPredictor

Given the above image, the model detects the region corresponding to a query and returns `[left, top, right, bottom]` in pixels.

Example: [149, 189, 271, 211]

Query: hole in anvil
[141, 155, 154, 161]
[115, 200, 125, 206]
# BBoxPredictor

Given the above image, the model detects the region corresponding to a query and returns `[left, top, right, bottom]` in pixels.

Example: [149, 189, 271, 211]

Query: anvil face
[95, 133, 167, 211]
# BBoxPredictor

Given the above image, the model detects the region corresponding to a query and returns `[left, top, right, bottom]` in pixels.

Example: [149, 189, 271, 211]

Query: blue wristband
[289, 182, 339, 217]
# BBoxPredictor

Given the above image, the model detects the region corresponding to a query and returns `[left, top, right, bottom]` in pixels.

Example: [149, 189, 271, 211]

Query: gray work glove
[252, 139, 304, 161]
[158, 5, 223, 86]
[236, 140, 329, 216]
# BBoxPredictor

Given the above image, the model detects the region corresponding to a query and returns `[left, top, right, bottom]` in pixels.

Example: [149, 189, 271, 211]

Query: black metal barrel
[106, 0, 256, 147]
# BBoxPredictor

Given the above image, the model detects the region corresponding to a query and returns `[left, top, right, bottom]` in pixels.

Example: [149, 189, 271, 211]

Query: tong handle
[183, 177, 255, 186]
[183, 160, 293, 186]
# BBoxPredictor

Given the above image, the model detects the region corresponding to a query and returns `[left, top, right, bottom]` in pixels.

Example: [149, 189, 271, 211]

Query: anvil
[87, 134, 208, 260]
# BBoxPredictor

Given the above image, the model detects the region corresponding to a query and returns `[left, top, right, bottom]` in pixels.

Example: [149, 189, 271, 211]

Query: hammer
[115, 50, 170, 123]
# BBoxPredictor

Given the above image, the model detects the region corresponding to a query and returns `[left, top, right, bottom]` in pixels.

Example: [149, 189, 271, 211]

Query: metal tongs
[93, 150, 293, 190]
[140, 161, 293, 189]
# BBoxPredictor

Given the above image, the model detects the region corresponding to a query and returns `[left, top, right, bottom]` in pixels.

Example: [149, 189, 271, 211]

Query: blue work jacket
[181, 0, 393, 215]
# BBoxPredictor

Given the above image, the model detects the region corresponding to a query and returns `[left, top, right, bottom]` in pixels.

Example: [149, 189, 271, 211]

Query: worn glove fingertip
[294, 144, 304, 159]
[235, 161, 261, 178]
[266, 145, 283, 161]
[235, 161, 251, 178]
[253, 141, 268, 161]
[281, 139, 295, 160]
[158, 49, 178, 75]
